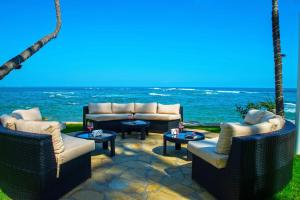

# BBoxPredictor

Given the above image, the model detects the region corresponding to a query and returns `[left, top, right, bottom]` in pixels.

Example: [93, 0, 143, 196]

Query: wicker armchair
[190, 120, 296, 200]
[0, 124, 92, 200]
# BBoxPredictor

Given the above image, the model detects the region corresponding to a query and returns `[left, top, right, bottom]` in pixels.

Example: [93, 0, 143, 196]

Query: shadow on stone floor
[61, 133, 216, 200]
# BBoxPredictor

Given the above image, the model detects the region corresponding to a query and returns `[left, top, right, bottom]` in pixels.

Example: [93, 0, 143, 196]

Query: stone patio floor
[62, 131, 216, 200]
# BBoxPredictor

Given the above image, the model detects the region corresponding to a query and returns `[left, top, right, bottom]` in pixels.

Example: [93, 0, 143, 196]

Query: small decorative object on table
[91, 129, 103, 137]
[170, 128, 179, 135]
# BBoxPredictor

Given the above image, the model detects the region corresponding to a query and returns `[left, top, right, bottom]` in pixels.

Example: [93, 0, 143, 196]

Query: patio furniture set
[0, 103, 296, 200]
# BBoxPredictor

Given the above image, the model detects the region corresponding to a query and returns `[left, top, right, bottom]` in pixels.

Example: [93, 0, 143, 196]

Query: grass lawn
[0, 123, 299, 199]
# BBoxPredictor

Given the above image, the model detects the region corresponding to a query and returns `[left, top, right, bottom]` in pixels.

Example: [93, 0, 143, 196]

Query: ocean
[0, 87, 296, 123]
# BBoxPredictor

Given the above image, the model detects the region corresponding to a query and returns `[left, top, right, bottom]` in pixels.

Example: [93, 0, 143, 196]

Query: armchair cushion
[216, 121, 273, 154]
[134, 113, 181, 121]
[134, 103, 157, 114]
[12, 107, 42, 121]
[89, 103, 112, 114]
[188, 137, 228, 169]
[112, 103, 134, 113]
[244, 109, 265, 125]
[157, 103, 180, 114]
[15, 120, 65, 154]
[59, 134, 95, 164]
[86, 113, 131, 122]
[0, 114, 17, 130]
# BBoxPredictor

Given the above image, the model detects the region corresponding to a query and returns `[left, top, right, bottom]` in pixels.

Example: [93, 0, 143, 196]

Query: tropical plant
[235, 101, 276, 119]
[0, 0, 62, 80]
[272, 0, 285, 117]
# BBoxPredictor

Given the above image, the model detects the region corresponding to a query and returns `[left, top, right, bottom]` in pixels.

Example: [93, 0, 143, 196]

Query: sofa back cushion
[15, 120, 65, 154]
[0, 114, 17, 130]
[244, 109, 265, 125]
[12, 107, 42, 121]
[157, 103, 180, 115]
[89, 103, 112, 114]
[216, 121, 273, 154]
[112, 103, 134, 113]
[134, 103, 157, 114]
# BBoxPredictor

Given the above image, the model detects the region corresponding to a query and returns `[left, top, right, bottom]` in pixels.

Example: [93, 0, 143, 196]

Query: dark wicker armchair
[0, 124, 92, 200]
[191, 120, 296, 200]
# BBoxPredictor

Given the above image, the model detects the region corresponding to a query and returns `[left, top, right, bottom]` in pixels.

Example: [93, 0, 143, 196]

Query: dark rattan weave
[0, 124, 92, 200]
[83, 105, 183, 133]
[191, 120, 296, 200]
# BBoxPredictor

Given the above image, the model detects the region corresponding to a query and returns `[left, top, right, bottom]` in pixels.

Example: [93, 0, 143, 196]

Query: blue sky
[0, 0, 299, 88]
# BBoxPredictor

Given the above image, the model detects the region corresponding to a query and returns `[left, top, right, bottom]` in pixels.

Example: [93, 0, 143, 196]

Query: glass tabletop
[164, 130, 205, 141]
[76, 131, 116, 140]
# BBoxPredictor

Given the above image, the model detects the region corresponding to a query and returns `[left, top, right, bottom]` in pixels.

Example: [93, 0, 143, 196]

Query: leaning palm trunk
[272, 0, 285, 117]
[0, 0, 62, 80]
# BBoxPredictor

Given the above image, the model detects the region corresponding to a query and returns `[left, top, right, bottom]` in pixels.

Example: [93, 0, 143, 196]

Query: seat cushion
[0, 114, 17, 130]
[86, 113, 132, 122]
[216, 121, 273, 154]
[15, 120, 65, 154]
[188, 137, 228, 169]
[134, 113, 181, 121]
[12, 107, 42, 121]
[157, 103, 180, 114]
[259, 111, 285, 131]
[59, 134, 95, 164]
[244, 109, 266, 125]
[89, 103, 112, 114]
[134, 103, 157, 114]
[112, 103, 134, 113]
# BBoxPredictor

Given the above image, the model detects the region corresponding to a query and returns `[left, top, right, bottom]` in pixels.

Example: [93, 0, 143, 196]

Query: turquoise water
[0, 87, 296, 123]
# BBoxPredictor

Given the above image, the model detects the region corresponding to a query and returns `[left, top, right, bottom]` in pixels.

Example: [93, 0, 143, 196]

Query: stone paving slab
[62, 132, 216, 200]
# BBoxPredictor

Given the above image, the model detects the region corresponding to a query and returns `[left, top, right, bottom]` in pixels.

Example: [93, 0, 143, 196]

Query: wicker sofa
[188, 110, 296, 200]
[83, 103, 183, 132]
[0, 108, 95, 200]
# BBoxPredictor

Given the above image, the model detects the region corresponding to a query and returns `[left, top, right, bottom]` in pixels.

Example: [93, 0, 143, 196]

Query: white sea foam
[285, 103, 296, 106]
[44, 91, 75, 95]
[243, 91, 259, 94]
[217, 90, 241, 94]
[166, 88, 177, 91]
[67, 102, 79, 105]
[149, 93, 170, 97]
[284, 102, 296, 113]
[205, 91, 217, 95]
[178, 88, 196, 91]
[150, 88, 161, 90]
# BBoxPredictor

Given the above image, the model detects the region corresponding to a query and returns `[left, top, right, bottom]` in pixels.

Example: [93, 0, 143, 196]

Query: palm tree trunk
[272, 0, 285, 117]
[0, 0, 62, 80]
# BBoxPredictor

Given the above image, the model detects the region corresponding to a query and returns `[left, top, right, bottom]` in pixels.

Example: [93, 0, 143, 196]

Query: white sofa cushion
[12, 107, 42, 121]
[89, 103, 112, 114]
[244, 109, 266, 125]
[216, 121, 273, 154]
[134, 113, 181, 121]
[15, 120, 65, 154]
[157, 103, 180, 114]
[188, 137, 228, 169]
[134, 103, 157, 114]
[86, 113, 132, 122]
[0, 114, 17, 130]
[112, 103, 134, 113]
[59, 134, 95, 164]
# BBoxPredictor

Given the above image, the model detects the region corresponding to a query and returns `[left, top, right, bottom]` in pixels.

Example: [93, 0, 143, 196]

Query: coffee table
[163, 130, 205, 159]
[121, 120, 150, 140]
[75, 130, 117, 157]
